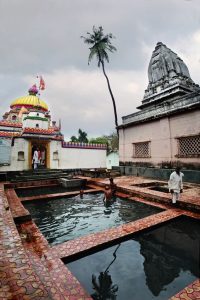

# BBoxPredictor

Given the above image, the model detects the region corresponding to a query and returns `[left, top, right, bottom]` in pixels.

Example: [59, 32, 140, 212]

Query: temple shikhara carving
[0, 84, 106, 171]
[119, 42, 200, 170]
[143, 42, 199, 103]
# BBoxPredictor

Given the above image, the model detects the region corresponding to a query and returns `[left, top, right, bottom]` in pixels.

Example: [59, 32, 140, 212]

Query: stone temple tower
[119, 42, 200, 174]
[140, 42, 200, 109]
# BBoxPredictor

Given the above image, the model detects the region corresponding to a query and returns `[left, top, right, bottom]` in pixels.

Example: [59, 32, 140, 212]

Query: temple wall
[23, 119, 48, 129]
[119, 110, 200, 167]
[106, 152, 119, 169]
[170, 110, 200, 165]
[49, 140, 61, 169]
[0, 139, 106, 171]
[0, 138, 29, 171]
[49, 140, 107, 169]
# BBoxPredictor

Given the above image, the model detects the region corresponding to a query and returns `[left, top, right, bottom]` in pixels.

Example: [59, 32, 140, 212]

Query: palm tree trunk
[100, 60, 119, 135]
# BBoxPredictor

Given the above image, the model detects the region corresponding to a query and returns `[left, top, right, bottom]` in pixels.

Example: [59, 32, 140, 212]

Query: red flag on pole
[39, 76, 45, 90]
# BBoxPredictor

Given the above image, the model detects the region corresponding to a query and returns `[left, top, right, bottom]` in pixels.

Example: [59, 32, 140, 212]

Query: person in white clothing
[168, 166, 184, 204]
[33, 148, 39, 170]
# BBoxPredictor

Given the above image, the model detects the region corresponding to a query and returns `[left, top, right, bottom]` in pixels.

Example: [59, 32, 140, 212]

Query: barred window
[177, 135, 200, 157]
[133, 141, 150, 158]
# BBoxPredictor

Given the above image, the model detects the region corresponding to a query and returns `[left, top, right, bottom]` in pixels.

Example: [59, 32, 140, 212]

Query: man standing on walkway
[168, 166, 184, 205]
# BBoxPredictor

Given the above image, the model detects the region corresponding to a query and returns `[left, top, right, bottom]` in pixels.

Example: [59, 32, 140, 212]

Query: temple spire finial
[28, 84, 38, 96]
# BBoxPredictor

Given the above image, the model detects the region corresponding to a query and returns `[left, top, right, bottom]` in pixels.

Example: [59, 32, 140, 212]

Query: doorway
[29, 140, 50, 169]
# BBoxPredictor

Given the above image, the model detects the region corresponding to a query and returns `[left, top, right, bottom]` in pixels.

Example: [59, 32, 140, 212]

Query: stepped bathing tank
[23, 192, 164, 245]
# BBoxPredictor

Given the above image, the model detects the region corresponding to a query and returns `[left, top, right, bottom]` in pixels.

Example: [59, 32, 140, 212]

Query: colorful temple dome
[10, 85, 48, 111]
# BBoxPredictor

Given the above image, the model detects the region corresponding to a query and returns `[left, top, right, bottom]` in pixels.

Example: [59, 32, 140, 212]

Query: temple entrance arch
[28, 140, 50, 169]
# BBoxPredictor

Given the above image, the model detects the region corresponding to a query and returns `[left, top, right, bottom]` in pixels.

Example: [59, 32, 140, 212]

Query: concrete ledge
[59, 178, 87, 189]
[119, 166, 200, 183]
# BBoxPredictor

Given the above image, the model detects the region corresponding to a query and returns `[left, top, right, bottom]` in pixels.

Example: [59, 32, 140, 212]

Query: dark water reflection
[23, 193, 163, 245]
[67, 216, 200, 300]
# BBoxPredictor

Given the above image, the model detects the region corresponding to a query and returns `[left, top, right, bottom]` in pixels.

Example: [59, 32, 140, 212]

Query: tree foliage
[89, 132, 118, 152]
[89, 136, 108, 145]
[70, 129, 88, 143]
[70, 129, 118, 153]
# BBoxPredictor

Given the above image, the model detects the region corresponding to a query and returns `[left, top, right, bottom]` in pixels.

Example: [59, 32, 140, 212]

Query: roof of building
[22, 127, 55, 135]
[0, 121, 22, 128]
[0, 131, 21, 137]
[10, 95, 48, 111]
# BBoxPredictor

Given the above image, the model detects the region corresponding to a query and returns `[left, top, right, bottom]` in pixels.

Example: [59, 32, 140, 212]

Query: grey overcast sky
[0, 0, 200, 139]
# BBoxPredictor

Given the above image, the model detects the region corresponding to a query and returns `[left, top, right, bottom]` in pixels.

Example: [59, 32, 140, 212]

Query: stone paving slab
[5, 188, 31, 222]
[0, 184, 92, 300]
[170, 279, 200, 300]
[0, 186, 59, 299]
[17, 221, 91, 300]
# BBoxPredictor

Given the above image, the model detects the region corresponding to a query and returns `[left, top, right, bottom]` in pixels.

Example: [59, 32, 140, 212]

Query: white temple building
[0, 84, 107, 171]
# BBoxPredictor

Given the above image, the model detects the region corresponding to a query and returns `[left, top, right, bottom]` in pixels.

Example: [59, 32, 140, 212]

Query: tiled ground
[0, 175, 200, 299]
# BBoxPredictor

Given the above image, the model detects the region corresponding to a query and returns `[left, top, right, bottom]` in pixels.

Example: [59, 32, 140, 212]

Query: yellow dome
[10, 95, 48, 111]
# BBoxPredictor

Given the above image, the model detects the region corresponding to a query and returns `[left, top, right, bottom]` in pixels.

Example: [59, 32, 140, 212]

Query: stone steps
[10, 170, 70, 182]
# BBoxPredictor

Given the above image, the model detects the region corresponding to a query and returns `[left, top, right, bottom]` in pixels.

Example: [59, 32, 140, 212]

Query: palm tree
[78, 128, 88, 143]
[91, 244, 120, 299]
[81, 26, 118, 135]
[70, 129, 88, 143]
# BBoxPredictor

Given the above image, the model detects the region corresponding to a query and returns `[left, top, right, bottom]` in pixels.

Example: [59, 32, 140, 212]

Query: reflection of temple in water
[134, 216, 200, 296]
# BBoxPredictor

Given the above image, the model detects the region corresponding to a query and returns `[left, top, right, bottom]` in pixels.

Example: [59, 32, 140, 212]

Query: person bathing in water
[103, 185, 113, 208]
[109, 177, 117, 198]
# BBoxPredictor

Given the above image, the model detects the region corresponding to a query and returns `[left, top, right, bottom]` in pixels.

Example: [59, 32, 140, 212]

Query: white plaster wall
[106, 152, 119, 169]
[58, 146, 107, 169]
[0, 139, 106, 171]
[23, 112, 48, 129]
[23, 119, 48, 129]
[49, 141, 106, 169]
[49, 140, 62, 169]
[119, 110, 200, 165]
[28, 112, 45, 118]
[0, 138, 29, 171]
[50, 141, 106, 169]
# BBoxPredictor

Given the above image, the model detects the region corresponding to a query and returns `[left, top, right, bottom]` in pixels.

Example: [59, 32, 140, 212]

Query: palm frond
[81, 38, 95, 45]
[88, 47, 100, 65]
[82, 25, 116, 66]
